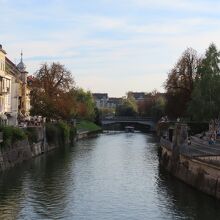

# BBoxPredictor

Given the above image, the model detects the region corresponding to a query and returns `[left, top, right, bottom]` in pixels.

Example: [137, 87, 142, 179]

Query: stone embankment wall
[0, 126, 61, 172]
[0, 126, 100, 172]
[160, 145, 220, 199]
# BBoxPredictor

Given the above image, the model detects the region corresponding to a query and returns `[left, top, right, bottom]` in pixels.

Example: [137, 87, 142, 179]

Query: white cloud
[2, 0, 220, 96]
[128, 0, 220, 12]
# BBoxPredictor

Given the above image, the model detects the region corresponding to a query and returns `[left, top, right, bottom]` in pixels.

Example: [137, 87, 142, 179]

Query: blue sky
[1, 0, 220, 96]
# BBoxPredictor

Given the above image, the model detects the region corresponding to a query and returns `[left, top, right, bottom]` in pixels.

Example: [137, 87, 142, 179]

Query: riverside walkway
[161, 136, 220, 158]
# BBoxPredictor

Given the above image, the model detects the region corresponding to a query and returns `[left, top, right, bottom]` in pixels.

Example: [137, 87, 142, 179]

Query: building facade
[0, 45, 13, 124]
[92, 93, 123, 109]
[0, 44, 30, 126]
[92, 93, 108, 109]
[127, 92, 146, 102]
[16, 52, 31, 117]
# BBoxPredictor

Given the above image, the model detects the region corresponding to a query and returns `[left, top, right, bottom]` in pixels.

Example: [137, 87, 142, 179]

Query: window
[0, 60, 5, 71]
[0, 77, 10, 94]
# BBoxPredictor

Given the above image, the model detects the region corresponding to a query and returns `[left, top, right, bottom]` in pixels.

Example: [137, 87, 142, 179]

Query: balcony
[0, 86, 9, 95]
[0, 77, 10, 95]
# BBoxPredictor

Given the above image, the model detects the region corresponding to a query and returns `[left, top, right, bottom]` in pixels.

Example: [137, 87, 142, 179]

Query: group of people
[208, 119, 220, 144]
[159, 116, 169, 122]
[18, 115, 45, 127]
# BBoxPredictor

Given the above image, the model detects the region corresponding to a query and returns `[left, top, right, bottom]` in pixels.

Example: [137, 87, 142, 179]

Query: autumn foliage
[30, 63, 95, 121]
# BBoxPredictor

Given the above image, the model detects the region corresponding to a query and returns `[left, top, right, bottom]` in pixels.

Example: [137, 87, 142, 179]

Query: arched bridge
[101, 116, 156, 131]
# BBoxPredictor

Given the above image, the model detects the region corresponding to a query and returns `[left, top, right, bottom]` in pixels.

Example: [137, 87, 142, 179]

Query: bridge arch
[101, 117, 155, 132]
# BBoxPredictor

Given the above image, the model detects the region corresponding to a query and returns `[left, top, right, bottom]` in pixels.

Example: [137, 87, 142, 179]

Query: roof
[5, 57, 21, 77]
[108, 97, 123, 104]
[129, 92, 145, 100]
[92, 93, 108, 100]
[17, 52, 26, 72]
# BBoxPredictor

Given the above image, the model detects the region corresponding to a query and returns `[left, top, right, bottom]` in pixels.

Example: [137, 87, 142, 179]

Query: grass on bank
[76, 120, 101, 133]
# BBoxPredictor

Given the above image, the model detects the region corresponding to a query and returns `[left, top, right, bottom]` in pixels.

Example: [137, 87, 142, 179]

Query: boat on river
[125, 126, 134, 133]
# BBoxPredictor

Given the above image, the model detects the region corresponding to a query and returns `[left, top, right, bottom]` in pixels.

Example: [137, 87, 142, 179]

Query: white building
[0, 44, 13, 124]
[0, 44, 30, 126]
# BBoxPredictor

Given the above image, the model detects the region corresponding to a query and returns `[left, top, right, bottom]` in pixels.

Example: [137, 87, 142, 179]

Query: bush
[188, 122, 209, 135]
[12, 127, 27, 142]
[0, 126, 27, 148]
[69, 126, 77, 142]
[46, 122, 75, 145]
[25, 127, 39, 143]
[70, 126, 76, 136]
[46, 123, 60, 145]
[57, 121, 70, 142]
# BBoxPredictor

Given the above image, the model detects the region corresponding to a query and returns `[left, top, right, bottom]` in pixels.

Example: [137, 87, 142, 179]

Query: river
[0, 133, 220, 219]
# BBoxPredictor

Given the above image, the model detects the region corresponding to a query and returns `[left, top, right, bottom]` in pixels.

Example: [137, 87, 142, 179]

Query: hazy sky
[1, 0, 220, 97]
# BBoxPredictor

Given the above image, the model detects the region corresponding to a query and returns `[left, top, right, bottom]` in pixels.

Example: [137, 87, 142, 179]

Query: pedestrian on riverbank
[188, 137, 191, 145]
[209, 134, 215, 145]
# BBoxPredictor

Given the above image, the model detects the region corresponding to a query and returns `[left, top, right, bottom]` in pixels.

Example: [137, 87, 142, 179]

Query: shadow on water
[0, 143, 77, 219]
[0, 137, 100, 220]
[146, 134, 220, 220]
[0, 164, 26, 219]
[157, 163, 220, 220]
[0, 134, 220, 219]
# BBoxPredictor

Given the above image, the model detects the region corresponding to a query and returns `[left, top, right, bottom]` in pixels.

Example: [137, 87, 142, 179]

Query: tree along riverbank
[0, 121, 101, 172]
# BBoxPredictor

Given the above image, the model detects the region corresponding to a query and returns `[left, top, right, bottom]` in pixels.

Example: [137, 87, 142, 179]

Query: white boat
[125, 126, 134, 133]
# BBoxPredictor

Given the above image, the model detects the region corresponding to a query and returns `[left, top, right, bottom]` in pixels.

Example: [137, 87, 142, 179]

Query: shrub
[12, 127, 27, 142]
[187, 122, 209, 135]
[0, 126, 27, 148]
[25, 127, 39, 143]
[46, 122, 74, 145]
[70, 126, 76, 137]
[57, 121, 70, 142]
[46, 123, 60, 145]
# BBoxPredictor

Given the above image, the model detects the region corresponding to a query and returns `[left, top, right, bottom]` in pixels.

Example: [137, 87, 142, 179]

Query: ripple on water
[0, 133, 220, 219]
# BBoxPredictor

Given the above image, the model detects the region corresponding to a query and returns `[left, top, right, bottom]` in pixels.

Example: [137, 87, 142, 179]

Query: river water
[0, 133, 220, 220]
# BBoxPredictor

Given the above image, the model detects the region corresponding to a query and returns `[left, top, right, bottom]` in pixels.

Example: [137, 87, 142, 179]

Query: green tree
[188, 43, 220, 120]
[150, 96, 166, 120]
[115, 96, 138, 116]
[74, 88, 96, 120]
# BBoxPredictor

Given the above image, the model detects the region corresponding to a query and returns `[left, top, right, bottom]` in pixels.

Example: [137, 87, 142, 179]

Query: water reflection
[157, 166, 220, 220]
[0, 133, 219, 219]
[0, 167, 26, 219]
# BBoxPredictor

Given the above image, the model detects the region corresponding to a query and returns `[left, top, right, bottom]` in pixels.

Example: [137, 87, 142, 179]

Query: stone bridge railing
[102, 116, 153, 122]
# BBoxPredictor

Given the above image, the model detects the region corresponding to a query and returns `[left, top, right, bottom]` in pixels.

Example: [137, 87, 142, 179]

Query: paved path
[161, 137, 220, 158]
[183, 136, 220, 157]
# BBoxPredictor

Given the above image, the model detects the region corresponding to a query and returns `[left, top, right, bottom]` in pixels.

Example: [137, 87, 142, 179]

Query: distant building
[107, 97, 123, 109]
[0, 45, 12, 124]
[92, 93, 108, 109]
[92, 93, 123, 110]
[127, 92, 145, 102]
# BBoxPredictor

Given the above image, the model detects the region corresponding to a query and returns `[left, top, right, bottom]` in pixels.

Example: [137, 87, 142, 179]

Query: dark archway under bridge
[101, 117, 156, 132]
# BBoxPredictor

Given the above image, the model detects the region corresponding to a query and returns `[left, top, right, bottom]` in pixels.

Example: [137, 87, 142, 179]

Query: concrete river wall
[160, 145, 220, 199]
[0, 127, 56, 171]
[160, 123, 220, 199]
[0, 126, 99, 172]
